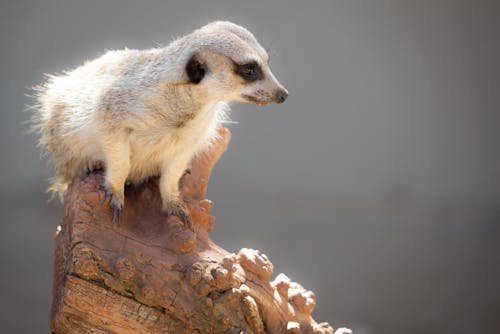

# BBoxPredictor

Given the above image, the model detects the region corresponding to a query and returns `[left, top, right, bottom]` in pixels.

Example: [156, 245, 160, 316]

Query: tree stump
[50, 127, 351, 334]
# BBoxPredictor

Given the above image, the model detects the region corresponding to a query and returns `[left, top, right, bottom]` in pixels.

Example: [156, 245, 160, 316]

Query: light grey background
[1, 1, 499, 333]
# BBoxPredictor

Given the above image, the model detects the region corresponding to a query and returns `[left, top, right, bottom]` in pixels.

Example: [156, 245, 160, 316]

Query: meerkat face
[183, 21, 288, 106]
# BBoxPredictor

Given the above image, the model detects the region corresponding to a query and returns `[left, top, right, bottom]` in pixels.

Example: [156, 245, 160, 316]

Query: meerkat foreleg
[159, 152, 193, 227]
[101, 132, 130, 223]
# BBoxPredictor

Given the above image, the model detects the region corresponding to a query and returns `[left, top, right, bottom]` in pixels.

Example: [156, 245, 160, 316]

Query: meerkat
[33, 21, 288, 225]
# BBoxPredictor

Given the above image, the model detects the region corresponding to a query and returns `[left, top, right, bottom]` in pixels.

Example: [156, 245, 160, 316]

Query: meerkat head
[181, 21, 288, 106]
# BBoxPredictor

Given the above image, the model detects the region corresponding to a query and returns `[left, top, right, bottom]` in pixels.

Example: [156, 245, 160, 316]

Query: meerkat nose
[275, 89, 288, 103]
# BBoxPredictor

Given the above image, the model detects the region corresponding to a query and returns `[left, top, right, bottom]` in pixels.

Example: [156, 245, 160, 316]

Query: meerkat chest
[128, 102, 222, 178]
[129, 124, 201, 164]
[127, 131, 195, 181]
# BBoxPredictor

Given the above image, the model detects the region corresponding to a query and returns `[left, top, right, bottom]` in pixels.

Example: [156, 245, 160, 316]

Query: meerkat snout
[234, 61, 288, 106]
[274, 88, 289, 103]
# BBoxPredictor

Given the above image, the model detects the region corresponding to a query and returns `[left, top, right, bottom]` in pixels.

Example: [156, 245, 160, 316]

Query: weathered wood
[51, 127, 351, 334]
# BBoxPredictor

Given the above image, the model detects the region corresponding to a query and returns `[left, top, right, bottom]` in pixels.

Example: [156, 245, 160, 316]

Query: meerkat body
[34, 21, 287, 224]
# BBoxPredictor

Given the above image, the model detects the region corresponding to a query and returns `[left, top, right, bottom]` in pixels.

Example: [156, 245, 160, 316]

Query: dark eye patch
[236, 62, 263, 82]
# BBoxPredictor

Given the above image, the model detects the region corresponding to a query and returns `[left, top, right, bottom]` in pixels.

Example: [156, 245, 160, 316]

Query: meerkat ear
[185, 55, 206, 84]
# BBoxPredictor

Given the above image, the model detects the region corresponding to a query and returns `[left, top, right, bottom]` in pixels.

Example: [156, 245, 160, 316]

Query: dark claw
[177, 208, 193, 230]
[101, 184, 124, 224]
[100, 188, 112, 206]
[111, 204, 123, 225]
[166, 201, 193, 230]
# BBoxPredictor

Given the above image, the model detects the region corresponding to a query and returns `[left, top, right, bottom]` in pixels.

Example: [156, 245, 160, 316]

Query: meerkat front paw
[163, 200, 193, 229]
[101, 183, 124, 224]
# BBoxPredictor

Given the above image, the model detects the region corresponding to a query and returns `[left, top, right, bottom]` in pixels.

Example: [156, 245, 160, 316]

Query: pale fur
[33, 21, 287, 213]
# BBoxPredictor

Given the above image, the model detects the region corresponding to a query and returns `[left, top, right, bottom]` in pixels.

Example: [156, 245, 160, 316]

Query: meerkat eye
[237, 62, 262, 82]
[242, 64, 255, 76]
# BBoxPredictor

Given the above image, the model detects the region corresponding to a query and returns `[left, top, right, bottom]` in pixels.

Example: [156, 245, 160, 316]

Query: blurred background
[1, 0, 499, 333]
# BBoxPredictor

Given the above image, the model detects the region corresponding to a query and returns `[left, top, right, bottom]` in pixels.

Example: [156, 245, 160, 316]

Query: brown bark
[51, 127, 351, 334]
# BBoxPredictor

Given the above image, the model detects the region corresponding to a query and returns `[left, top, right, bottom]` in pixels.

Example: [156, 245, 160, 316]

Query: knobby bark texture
[51, 127, 352, 334]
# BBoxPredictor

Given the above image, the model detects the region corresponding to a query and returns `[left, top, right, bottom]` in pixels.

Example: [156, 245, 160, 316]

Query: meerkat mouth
[242, 94, 269, 106]
[255, 101, 269, 106]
